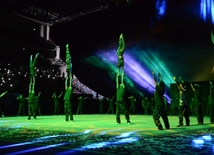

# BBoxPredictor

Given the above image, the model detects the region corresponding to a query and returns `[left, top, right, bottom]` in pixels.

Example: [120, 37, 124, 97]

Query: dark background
[0, 0, 214, 116]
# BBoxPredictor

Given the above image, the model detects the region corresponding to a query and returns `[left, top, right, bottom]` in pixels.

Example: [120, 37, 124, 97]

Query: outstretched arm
[152, 71, 157, 86]
[190, 82, 195, 91]
[0, 91, 7, 98]
[59, 91, 63, 98]
[38, 92, 41, 98]
[52, 92, 56, 98]
[83, 97, 88, 100]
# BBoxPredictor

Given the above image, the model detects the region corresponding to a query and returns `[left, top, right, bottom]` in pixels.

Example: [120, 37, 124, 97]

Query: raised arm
[173, 76, 180, 90]
[152, 71, 157, 86]
[0, 91, 7, 98]
[190, 82, 195, 91]
[38, 92, 41, 98]
[59, 91, 63, 98]
[52, 92, 56, 98]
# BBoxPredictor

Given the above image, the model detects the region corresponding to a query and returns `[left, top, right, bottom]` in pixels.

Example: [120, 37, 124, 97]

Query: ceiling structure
[0, 0, 138, 26]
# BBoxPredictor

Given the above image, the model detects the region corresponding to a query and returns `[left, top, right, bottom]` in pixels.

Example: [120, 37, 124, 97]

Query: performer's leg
[17, 104, 21, 116]
[80, 103, 83, 114]
[153, 107, 163, 130]
[64, 101, 68, 121]
[76, 104, 80, 115]
[210, 104, 214, 123]
[28, 103, 32, 120]
[69, 102, 73, 121]
[116, 102, 121, 124]
[33, 103, 36, 119]
[198, 104, 204, 124]
[29, 83, 32, 93]
[177, 105, 184, 127]
[161, 109, 170, 129]
[184, 105, 190, 126]
[123, 104, 130, 123]
[111, 105, 114, 114]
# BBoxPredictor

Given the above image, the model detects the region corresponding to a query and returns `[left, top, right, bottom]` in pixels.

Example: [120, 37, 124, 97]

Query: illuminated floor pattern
[0, 115, 214, 155]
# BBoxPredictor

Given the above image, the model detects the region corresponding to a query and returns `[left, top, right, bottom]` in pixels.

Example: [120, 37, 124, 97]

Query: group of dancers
[114, 33, 214, 130]
[1, 33, 214, 130]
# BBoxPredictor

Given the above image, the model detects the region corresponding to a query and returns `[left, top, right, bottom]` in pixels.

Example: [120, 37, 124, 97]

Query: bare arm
[38, 92, 41, 98]
[152, 71, 157, 86]
[190, 82, 195, 91]
[0, 91, 7, 98]
[59, 91, 63, 98]
[52, 92, 56, 98]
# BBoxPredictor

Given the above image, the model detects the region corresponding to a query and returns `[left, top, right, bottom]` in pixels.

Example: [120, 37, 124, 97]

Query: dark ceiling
[0, 0, 138, 25]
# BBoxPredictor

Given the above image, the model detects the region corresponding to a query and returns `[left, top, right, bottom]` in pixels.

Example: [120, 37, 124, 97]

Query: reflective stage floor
[0, 115, 214, 155]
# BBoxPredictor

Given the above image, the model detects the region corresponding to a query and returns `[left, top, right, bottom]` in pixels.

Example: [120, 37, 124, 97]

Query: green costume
[117, 33, 125, 69]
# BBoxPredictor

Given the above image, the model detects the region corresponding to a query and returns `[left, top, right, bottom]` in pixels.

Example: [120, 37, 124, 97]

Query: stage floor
[0, 115, 214, 155]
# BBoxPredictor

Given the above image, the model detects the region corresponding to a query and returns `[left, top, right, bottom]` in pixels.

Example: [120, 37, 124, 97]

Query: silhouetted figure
[76, 96, 88, 115]
[152, 71, 170, 130]
[17, 94, 25, 116]
[98, 98, 104, 114]
[142, 97, 149, 115]
[27, 83, 36, 120]
[173, 76, 190, 127]
[117, 33, 125, 76]
[208, 81, 214, 123]
[149, 97, 155, 115]
[129, 95, 136, 114]
[52, 91, 63, 115]
[63, 83, 73, 122]
[115, 71, 131, 124]
[190, 82, 203, 125]
[106, 95, 115, 114]
[0, 91, 7, 117]
[34, 92, 41, 116]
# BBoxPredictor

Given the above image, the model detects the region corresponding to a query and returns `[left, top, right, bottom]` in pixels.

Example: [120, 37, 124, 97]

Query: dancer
[142, 97, 149, 115]
[117, 33, 125, 75]
[152, 71, 170, 130]
[34, 92, 41, 116]
[66, 44, 72, 78]
[129, 95, 136, 114]
[27, 83, 36, 120]
[173, 76, 190, 127]
[17, 94, 25, 116]
[190, 82, 203, 125]
[149, 97, 155, 115]
[27, 53, 39, 120]
[76, 96, 88, 115]
[63, 79, 73, 122]
[208, 81, 214, 123]
[98, 98, 104, 114]
[115, 71, 131, 124]
[29, 53, 39, 87]
[0, 91, 8, 117]
[106, 95, 115, 114]
[63, 44, 73, 122]
[52, 91, 63, 116]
